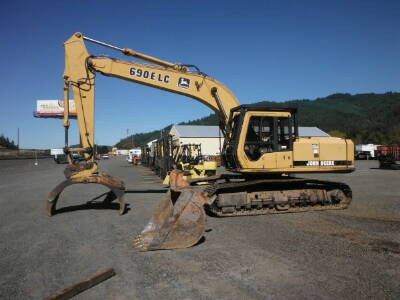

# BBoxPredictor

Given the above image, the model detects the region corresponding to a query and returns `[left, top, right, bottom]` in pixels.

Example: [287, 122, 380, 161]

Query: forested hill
[115, 92, 400, 148]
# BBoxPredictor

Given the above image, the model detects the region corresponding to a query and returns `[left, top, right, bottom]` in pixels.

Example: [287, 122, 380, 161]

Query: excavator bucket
[47, 164, 126, 216]
[132, 171, 207, 251]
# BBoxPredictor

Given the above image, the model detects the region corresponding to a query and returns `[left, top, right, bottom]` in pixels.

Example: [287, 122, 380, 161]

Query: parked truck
[50, 148, 67, 164]
[376, 145, 400, 169]
[355, 144, 379, 160]
[128, 148, 142, 164]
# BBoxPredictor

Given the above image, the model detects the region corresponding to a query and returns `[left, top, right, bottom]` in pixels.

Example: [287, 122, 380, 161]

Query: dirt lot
[0, 158, 399, 299]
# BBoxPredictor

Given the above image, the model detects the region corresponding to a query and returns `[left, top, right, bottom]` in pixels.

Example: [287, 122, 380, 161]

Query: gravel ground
[0, 157, 399, 299]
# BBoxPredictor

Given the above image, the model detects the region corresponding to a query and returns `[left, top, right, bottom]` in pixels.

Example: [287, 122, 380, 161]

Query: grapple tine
[110, 188, 126, 215]
[47, 173, 126, 216]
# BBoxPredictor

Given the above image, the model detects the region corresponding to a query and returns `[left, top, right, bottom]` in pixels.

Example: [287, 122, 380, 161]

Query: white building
[114, 149, 129, 155]
[298, 127, 330, 137]
[147, 139, 157, 157]
[169, 125, 330, 156]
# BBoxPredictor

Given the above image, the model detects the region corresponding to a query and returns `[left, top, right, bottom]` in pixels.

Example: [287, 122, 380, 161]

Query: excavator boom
[64, 33, 239, 132]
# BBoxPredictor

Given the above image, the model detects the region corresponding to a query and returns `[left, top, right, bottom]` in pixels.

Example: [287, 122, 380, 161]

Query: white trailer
[128, 148, 142, 163]
[355, 144, 379, 159]
[50, 148, 67, 164]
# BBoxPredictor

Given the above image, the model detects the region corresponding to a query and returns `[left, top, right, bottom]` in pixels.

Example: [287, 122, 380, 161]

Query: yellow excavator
[48, 32, 354, 251]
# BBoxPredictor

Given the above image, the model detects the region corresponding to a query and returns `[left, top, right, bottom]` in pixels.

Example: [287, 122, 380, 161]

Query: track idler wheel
[274, 191, 290, 211]
[327, 189, 347, 205]
[47, 173, 126, 216]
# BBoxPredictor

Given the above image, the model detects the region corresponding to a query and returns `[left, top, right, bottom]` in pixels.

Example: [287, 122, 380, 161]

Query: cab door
[238, 112, 294, 170]
[276, 152, 292, 168]
[243, 115, 277, 168]
[275, 117, 293, 168]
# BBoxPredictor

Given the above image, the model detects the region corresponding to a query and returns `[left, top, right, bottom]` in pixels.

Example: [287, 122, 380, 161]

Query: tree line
[0, 134, 18, 149]
[114, 92, 400, 147]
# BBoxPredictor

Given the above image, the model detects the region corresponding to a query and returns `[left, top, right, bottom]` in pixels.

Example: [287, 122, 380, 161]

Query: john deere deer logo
[178, 77, 190, 89]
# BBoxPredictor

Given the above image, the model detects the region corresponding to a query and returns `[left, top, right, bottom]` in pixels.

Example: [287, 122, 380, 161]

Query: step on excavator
[48, 33, 355, 251]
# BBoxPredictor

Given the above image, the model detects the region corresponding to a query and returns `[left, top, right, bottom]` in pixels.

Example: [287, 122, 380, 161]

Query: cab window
[244, 116, 293, 161]
[244, 116, 274, 160]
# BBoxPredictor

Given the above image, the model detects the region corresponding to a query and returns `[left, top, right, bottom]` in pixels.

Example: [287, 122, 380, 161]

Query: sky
[0, 0, 399, 149]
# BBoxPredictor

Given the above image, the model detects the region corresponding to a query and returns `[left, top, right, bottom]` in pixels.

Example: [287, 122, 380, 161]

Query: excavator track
[196, 177, 352, 217]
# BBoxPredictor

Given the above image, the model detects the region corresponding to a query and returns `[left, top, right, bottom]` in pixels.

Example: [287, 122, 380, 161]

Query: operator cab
[222, 105, 298, 169]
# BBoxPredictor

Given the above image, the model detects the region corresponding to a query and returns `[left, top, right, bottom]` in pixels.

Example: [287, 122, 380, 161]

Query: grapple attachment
[47, 163, 126, 216]
[132, 171, 207, 251]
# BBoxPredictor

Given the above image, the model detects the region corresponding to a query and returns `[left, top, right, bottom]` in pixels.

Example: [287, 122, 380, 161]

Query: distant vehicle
[355, 144, 379, 160]
[50, 148, 64, 156]
[128, 148, 142, 163]
[102, 154, 109, 159]
[54, 154, 68, 164]
[51, 148, 67, 164]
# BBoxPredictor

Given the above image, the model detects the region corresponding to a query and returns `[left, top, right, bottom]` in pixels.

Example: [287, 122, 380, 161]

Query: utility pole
[127, 129, 130, 149]
[127, 129, 134, 148]
[17, 127, 20, 157]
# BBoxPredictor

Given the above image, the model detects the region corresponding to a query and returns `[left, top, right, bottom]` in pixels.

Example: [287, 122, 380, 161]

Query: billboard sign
[34, 100, 77, 119]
